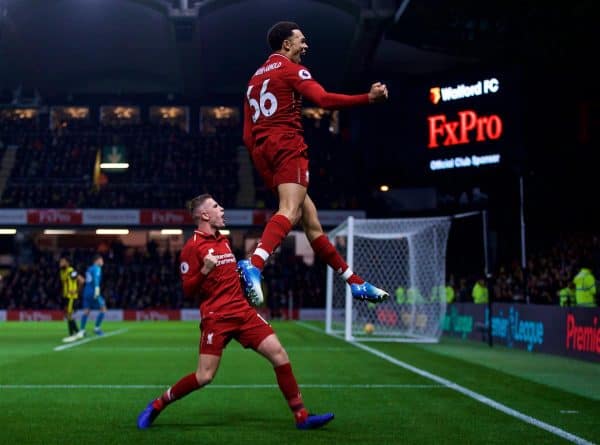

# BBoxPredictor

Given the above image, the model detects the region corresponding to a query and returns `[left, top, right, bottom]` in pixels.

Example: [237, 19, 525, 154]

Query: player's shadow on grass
[139, 414, 296, 434]
[134, 413, 276, 430]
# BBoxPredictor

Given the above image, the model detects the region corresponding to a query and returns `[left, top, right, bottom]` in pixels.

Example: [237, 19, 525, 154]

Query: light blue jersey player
[75, 254, 106, 338]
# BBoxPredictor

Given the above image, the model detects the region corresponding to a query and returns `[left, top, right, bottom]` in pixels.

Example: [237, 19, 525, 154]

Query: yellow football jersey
[60, 266, 79, 299]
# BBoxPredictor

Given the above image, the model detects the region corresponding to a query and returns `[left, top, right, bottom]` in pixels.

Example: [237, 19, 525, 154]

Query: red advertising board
[27, 209, 83, 225]
[0, 208, 363, 227]
[139, 210, 194, 226]
[7, 310, 65, 321]
[123, 310, 182, 321]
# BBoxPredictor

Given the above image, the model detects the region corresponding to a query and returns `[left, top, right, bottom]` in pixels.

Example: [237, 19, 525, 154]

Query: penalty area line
[53, 328, 129, 352]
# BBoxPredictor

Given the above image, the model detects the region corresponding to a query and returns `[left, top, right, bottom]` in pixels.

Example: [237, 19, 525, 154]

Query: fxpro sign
[426, 76, 503, 172]
[428, 110, 503, 149]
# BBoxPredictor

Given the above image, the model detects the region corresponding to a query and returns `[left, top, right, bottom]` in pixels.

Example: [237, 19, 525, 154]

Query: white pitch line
[296, 322, 595, 445]
[53, 328, 129, 351]
[0, 383, 443, 390]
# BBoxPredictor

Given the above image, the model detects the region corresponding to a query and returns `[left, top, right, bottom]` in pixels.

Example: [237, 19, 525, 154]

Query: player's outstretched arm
[297, 80, 388, 109]
[296, 80, 369, 109]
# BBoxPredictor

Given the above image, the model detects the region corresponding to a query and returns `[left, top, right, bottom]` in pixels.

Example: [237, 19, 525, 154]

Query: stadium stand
[0, 120, 240, 209]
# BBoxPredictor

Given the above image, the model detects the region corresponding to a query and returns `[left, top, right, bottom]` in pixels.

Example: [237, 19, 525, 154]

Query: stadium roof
[0, 0, 594, 98]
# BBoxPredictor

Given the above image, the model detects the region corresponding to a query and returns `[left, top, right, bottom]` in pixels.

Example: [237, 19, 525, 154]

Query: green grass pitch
[1, 321, 598, 445]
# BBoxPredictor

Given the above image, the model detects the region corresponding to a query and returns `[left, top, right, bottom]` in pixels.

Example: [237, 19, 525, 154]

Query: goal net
[325, 216, 453, 342]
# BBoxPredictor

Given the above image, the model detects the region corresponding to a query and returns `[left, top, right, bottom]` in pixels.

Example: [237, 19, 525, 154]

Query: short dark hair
[267, 21, 300, 51]
[92, 253, 103, 262]
[188, 193, 213, 224]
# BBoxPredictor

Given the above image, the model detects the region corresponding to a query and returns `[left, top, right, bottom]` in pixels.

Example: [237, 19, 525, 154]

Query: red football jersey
[179, 230, 250, 318]
[243, 53, 369, 149]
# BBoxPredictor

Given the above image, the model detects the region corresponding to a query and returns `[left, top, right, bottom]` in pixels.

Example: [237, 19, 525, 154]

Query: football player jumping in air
[239, 21, 390, 307]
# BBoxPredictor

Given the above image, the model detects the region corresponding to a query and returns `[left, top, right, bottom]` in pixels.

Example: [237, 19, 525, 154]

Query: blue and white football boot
[237, 259, 264, 306]
[350, 282, 389, 303]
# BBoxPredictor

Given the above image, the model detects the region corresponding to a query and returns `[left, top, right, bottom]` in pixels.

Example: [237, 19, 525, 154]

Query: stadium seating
[1, 117, 367, 210]
[0, 121, 240, 209]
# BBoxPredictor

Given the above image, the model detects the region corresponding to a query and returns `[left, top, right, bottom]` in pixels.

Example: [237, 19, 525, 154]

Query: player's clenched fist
[201, 248, 218, 275]
[368, 82, 389, 103]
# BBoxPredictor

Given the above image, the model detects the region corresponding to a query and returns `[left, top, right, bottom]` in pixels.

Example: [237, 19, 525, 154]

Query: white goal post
[325, 214, 482, 342]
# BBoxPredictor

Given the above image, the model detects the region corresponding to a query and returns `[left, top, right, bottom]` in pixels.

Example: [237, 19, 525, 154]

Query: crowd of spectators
[0, 120, 239, 209]
[0, 231, 597, 311]
[1, 115, 366, 210]
[446, 232, 600, 306]
[262, 250, 326, 317]
[489, 233, 600, 305]
[0, 240, 326, 312]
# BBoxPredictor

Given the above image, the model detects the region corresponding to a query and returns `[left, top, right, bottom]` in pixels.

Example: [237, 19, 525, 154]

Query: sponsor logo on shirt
[213, 252, 236, 266]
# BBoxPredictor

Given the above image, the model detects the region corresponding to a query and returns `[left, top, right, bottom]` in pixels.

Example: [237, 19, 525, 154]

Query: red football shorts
[199, 308, 274, 356]
[251, 133, 309, 191]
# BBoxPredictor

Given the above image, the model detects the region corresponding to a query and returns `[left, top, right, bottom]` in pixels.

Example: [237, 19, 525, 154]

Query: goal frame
[325, 213, 485, 343]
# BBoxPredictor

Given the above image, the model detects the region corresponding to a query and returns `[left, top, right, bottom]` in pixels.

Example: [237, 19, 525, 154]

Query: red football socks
[251, 214, 293, 270]
[274, 362, 306, 419]
[310, 234, 364, 285]
[294, 407, 309, 424]
[153, 373, 201, 410]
